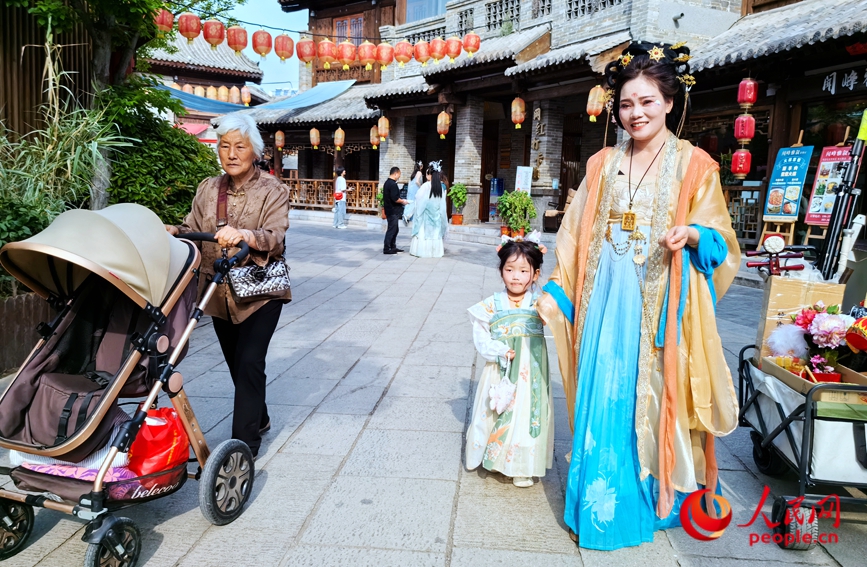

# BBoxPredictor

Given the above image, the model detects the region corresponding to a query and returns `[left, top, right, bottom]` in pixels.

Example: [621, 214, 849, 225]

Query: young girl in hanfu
[466, 235, 553, 487]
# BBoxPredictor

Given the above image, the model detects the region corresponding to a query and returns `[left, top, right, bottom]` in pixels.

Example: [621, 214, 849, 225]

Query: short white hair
[215, 113, 265, 157]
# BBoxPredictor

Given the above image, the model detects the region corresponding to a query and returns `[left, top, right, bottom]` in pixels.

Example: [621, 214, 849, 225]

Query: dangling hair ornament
[417, 160, 424, 168]
[429, 160, 442, 172]
[496, 230, 547, 254]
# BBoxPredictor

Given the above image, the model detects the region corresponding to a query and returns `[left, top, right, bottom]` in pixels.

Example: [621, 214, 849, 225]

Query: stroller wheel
[771, 496, 818, 550]
[199, 439, 255, 525]
[750, 431, 789, 476]
[83, 517, 141, 567]
[0, 499, 34, 560]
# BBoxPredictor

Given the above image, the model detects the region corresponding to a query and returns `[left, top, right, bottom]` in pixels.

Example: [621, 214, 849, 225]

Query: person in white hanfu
[402, 160, 424, 225]
[466, 236, 554, 487]
[409, 161, 448, 258]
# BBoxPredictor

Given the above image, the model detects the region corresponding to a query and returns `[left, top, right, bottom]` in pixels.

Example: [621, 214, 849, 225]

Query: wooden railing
[284, 179, 380, 214]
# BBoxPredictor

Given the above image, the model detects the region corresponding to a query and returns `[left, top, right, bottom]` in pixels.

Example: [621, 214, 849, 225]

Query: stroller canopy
[0, 204, 192, 308]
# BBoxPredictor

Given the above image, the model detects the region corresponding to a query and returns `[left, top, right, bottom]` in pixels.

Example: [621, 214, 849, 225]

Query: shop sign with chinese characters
[819, 66, 867, 96]
[763, 146, 814, 223]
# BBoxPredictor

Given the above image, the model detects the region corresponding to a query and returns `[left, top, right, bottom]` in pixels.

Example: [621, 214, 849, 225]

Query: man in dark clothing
[383, 167, 407, 254]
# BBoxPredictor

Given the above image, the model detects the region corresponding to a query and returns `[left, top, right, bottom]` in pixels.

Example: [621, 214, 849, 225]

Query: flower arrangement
[768, 302, 855, 380]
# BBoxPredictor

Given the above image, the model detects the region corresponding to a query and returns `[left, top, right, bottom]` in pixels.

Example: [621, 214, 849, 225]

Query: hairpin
[429, 160, 442, 172]
[496, 230, 547, 254]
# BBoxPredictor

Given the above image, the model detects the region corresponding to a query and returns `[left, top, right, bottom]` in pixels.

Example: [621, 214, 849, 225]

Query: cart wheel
[0, 500, 34, 560]
[751, 431, 789, 476]
[771, 496, 818, 550]
[83, 517, 141, 567]
[199, 439, 255, 526]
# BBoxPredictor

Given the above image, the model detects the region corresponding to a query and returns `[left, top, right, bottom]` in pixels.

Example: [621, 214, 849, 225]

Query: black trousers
[384, 213, 401, 251]
[212, 300, 282, 455]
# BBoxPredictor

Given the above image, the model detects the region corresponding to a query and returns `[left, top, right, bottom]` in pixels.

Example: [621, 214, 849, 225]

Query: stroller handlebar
[176, 232, 251, 272]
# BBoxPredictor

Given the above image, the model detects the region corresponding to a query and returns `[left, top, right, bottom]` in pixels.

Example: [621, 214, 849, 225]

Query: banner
[805, 146, 851, 226]
[515, 166, 533, 194]
[762, 146, 814, 223]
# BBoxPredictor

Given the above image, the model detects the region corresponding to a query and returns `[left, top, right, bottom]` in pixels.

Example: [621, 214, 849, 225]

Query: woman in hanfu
[409, 161, 449, 258]
[536, 42, 740, 550]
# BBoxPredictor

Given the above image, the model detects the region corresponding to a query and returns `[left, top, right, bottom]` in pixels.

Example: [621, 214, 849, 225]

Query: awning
[178, 123, 209, 136]
[213, 80, 360, 126]
[156, 84, 246, 113]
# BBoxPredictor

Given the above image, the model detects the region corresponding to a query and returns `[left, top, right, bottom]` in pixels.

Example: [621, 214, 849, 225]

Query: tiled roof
[146, 34, 263, 80]
[691, 0, 867, 72]
[364, 74, 432, 100]
[505, 30, 632, 76]
[421, 26, 550, 77]
[230, 84, 380, 126]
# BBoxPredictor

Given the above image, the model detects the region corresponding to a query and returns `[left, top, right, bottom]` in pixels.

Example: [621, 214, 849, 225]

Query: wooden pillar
[273, 148, 282, 179]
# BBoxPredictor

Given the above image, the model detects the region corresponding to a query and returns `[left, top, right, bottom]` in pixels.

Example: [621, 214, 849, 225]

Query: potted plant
[449, 182, 468, 225]
[496, 190, 514, 235]
[501, 190, 536, 237]
[376, 187, 386, 219]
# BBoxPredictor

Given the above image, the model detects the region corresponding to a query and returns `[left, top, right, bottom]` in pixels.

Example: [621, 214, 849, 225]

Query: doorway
[480, 120, 499, 222]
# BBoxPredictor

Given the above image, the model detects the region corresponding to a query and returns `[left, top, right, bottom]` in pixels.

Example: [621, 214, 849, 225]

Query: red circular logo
[680, 489, 733, 541]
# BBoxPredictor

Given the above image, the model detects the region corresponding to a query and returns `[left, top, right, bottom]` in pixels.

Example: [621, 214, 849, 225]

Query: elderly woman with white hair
[166, 113, 289, 458]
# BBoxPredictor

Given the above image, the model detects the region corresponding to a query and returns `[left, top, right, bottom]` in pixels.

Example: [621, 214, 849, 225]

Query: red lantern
[310, 128, 320, 149]
[430, 37, 446, 64]
[358, 41, 377, 71]
[376, 42, 394, 70]
[370, 126, 380, 150]
[378, 116, 390, 141]
[334, 127, 345, 152]
[318, 38, 337, 69]
[587, 85, 606, 123]
[177, 13, 201, 44]
[731, 148, 752, 180]
[296, 36, 316, 67]
[229, 86, 241, 104]
[734, 113, 756, 144]
[217, 86, 229, 102]
[227, 26, 247, 55]
[394, 40, 413, 67]
[414, 40, 431, 66]
[738, 78, 759, 110]
[847, 317, 867, 352]
[275, 34, 294, 62]
[241, 85, 251, 106]
[463, 32, 480, 58]
[437, 111, 450, 139]
[154, 9, 173, 36]
[337, 40, 356, 70]
[253, 30, 272, 59]
[445, 36, 462, 63]
[203, 20, 224, 50]
[275, 130, 285, 152]
[511, 97, 526, 129]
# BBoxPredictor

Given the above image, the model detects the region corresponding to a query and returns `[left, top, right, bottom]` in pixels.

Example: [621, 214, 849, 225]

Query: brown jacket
[177, 169, 290, 323]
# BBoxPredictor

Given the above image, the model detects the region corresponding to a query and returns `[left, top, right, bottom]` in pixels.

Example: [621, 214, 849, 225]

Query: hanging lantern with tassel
[227, 26, 248, 55]
[318, 37, 337, 69]
[430, 37, 446, 64]
[275, 130, 285, 152]
[310, 128, 320, 149]
[378, 116, 390, 141]
[370, 126, 380, 150]
[511, 97, 526, 129]
[734, 113, 756, 145]
[463, 32, 480, 58]
[586, 85, 606, 123]
[241, 85, 251, 106]
[414, 39, 431, 66]
[177, 13, 201, 44]
[731, 148, 752, 180]
[358, 40, 377, 71]
[217, 86, 229, 102]
[394, 40, 413, 67]
[376, 41, 394, 71]
[738, 77, 759, 110]
[203, 20, 224, 50]
[437, 111, 451, 139]
[253, 30, 272, 59]
[337, 39, 356, 70]
[334, 127, 345, 152]
[275, 34, 294, 62]
[445, 36, 462, 63]
[154, 9, 173, 37]
[296, 36, 316, 67]
[229, 86, 241, 104]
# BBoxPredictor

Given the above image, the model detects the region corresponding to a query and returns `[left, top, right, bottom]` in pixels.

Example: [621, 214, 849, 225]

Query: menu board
[805, 146, 851, 226]
[763, 146, 814, 223]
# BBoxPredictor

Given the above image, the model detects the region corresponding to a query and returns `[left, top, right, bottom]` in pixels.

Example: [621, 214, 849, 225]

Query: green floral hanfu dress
[466, 289, 554, 478]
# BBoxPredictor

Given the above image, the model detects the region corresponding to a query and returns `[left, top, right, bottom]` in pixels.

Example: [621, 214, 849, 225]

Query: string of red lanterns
[731, 78, 759, 180]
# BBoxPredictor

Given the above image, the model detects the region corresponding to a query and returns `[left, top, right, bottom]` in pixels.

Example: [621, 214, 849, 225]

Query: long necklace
[622, 140, 665, 232]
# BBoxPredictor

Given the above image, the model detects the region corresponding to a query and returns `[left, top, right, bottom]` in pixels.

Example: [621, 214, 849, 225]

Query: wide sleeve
[247, 183, 290, 266]
[176, 178, 211, 234]
[439, 186, 448, 237]
[412, 182, 431, 237]
[468, 299, 510, 363]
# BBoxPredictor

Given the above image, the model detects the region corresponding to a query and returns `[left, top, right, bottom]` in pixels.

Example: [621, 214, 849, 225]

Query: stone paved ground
[2, 221, 866, 566]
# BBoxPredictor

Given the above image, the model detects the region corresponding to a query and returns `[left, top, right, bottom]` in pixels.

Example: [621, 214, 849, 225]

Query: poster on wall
[805, 146, 851, 225]
[515, 166, 533, 194]
[762, 146, 814, 223]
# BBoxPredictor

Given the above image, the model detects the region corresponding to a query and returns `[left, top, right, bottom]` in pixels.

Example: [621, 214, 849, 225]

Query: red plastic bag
[127, 408, 189, 477]
[334, 192, 344, 201]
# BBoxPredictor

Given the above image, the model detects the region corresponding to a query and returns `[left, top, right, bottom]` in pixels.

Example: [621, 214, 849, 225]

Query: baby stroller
[0, 204, 254, 566]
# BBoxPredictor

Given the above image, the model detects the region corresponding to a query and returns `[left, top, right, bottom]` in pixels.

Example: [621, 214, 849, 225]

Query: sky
[229, 0, 308, 95]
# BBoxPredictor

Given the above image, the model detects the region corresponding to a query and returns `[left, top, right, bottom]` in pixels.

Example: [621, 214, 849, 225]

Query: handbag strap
[216, 174, 230, 228]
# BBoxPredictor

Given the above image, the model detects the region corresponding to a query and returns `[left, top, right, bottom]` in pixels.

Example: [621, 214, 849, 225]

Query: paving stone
[299, 476, 456, 552]
[578, 533, 680, 566]
[280, 413, 367, 456]
[405, 340, 478, 367]
[182, 369, 234, 398]
[283, 347, 368, 380]
[368, 396, 467, 432]
[341, 429, 463, 480]
[451, 547, 581, 566]
[267, 375, 339, 406]
[279, 545, 445, 567]
[386, 365, 472, 399]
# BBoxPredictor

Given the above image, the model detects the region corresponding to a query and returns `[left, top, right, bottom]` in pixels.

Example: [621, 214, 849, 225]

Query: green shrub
[0, 196, 51, 297]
